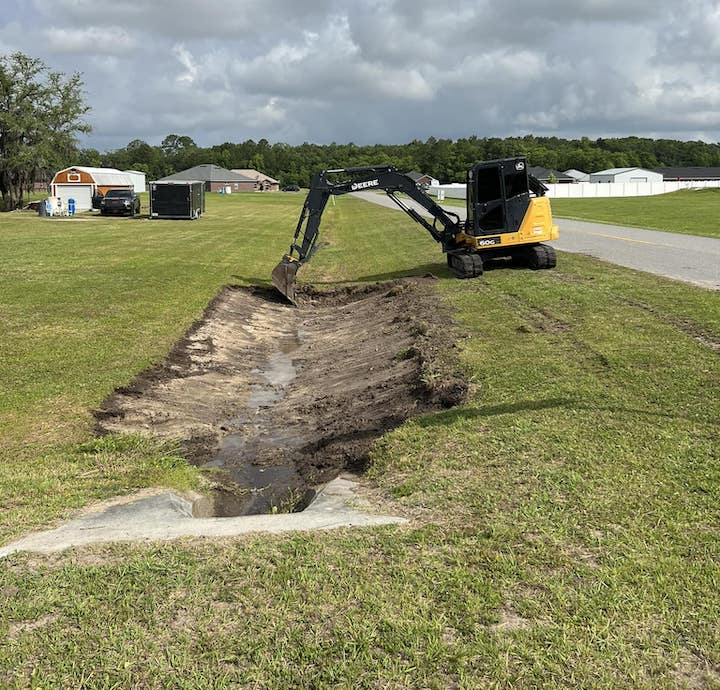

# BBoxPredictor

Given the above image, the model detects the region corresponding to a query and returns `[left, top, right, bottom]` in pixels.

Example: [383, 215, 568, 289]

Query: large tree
[0, 52, 90, 210]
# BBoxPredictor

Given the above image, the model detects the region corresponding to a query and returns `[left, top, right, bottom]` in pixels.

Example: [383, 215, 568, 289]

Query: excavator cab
[467, 158, 532, 235]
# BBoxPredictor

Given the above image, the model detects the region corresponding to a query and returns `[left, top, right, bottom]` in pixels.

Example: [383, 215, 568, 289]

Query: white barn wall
[124, 171, 147, 193]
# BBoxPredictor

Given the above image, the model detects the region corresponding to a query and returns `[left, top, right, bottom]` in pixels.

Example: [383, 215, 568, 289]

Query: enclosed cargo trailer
[150, 180, 205, 219]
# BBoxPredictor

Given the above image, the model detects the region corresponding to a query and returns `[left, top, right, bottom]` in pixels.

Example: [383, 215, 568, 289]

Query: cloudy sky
[2, 0, 719, 152]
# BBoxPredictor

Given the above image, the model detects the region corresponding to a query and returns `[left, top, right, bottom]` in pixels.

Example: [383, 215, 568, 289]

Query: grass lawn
[0, 192, 310, 539]
[551, 189, 720, 239]
[1, 192, 719, 688]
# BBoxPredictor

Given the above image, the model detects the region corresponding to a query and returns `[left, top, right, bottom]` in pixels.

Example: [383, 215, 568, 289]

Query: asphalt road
[353, 191, 720, 290]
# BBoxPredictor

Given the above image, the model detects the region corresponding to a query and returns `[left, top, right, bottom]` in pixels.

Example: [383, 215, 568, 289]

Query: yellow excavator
[272, 156, 559, 303]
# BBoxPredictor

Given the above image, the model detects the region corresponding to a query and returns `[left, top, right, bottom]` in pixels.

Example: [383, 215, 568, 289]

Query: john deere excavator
[272, 156, 558, 303]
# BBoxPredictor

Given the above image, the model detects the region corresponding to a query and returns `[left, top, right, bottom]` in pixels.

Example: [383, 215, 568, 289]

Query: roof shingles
[159, 164, 255, 183]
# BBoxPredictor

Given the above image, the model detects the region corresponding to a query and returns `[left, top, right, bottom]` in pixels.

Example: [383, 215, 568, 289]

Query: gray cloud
[1, 0, 717, 150]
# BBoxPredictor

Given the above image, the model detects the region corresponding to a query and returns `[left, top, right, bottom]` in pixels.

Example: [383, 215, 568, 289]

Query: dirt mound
[96, 279, 467, 516]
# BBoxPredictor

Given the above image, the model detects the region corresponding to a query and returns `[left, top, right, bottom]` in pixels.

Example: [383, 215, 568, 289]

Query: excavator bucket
[271, 255, 300, 304]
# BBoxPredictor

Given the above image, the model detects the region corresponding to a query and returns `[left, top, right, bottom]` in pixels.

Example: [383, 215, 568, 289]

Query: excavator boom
[271, 166, 462, 302]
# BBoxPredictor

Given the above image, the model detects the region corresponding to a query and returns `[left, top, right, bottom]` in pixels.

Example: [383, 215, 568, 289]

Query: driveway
[352, 192, 720, 290]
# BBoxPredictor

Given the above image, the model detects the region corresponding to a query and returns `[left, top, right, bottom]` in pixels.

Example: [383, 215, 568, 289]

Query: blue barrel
[68, 198, 75, 216]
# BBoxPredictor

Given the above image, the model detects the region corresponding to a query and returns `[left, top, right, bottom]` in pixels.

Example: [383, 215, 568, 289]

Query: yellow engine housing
[456, 197, 559, 252]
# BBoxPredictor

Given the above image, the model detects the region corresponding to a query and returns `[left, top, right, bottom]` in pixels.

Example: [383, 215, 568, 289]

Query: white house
[407, 171, 440, 187]
[231, 169, 280, 191]
[589, 167, 663, 184]
[564, 169, 590, 183]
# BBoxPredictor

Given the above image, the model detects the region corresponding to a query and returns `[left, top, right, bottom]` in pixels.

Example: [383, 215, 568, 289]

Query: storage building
[589, 168, 663, 184]
[51, 166, 133, 211]
[123, 170, 147, 193]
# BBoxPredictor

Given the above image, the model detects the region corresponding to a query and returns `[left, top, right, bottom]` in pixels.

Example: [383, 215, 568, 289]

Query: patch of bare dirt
[671, 651, 720, 689]
[7, 614, 61, 640]
[96, 279, 467, 516]
[489, 607, 533, 632]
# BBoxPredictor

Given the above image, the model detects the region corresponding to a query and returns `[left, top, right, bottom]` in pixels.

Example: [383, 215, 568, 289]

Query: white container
[47, 196, 61, 216]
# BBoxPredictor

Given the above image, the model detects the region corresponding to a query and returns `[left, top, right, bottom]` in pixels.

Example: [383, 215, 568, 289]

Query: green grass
[1, 192, 719, 688]
[0, 192, 303, 538]
[548, 189, 720, 239]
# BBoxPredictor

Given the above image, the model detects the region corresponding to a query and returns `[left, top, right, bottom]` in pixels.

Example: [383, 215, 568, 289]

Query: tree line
[2, 51, 720, 210]
[80, 134, 720, 188]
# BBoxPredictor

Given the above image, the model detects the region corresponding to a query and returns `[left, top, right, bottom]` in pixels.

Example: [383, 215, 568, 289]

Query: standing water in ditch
[200, 329, 311, 515]
[96, 281, 467, 517]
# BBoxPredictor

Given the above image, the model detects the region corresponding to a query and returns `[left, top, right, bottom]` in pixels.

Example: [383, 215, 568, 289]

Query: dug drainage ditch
[95, 279, 468, 519]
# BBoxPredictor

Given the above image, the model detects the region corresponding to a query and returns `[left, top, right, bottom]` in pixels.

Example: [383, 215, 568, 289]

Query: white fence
[546, 180, 720, 198]
[429, 183, 466, 199]
[429, 179, 720, 200]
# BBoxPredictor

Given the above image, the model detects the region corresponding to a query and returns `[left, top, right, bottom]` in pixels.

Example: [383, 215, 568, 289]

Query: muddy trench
[96, 280, 467, 517]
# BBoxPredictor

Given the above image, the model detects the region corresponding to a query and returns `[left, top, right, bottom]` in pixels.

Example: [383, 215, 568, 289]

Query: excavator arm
[272, 166, 463, 303]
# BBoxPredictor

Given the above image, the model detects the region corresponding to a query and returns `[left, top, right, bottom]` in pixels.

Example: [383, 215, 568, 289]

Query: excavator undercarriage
[272, 157, 559, 303]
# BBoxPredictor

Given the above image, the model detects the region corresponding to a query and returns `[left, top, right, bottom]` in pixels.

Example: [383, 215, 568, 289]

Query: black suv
[100, 188, 141, 216]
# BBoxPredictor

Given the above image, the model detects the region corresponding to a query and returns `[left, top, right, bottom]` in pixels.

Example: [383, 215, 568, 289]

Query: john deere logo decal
[350, 179, 379, 191]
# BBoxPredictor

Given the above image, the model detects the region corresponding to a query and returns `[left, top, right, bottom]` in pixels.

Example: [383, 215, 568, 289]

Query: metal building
[123, 170, 147, 193]
[589, 168, 663, 184]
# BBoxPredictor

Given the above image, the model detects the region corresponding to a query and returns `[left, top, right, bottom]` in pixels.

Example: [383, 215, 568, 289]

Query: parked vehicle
[281, 185, 301, 192]
[100, 189, 140, 216]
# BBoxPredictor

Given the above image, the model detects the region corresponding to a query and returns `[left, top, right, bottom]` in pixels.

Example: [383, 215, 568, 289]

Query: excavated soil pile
[96, 279, 467, 516]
